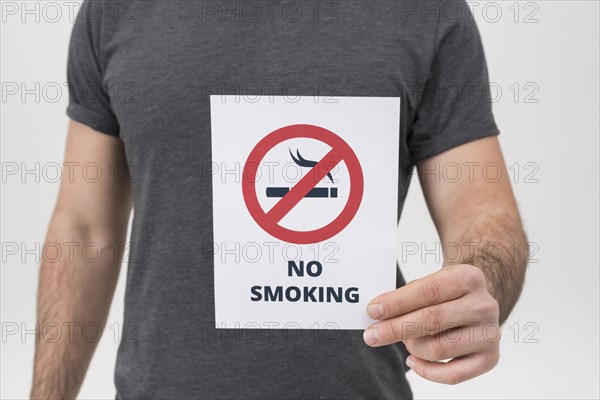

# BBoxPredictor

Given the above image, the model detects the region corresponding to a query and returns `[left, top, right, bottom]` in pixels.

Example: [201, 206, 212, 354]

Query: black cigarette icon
[266, 187, 338, 198]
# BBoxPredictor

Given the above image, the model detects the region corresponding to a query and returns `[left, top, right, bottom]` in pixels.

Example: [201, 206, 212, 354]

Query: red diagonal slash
[265, 146, 344, 224]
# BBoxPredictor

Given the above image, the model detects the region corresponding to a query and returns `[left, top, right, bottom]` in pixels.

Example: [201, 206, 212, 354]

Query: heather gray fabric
[66, 1, 499, 398]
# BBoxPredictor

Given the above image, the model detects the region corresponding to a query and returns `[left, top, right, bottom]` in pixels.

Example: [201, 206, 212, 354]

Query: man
[31, 0, 528, 398]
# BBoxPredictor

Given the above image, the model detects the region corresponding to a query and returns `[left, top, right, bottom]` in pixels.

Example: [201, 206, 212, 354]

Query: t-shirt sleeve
[408, 5, 499, 162]
[66, 1, 119, 136]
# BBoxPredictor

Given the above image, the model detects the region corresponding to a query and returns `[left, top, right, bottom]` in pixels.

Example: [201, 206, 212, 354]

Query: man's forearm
[31, 212, 124, 399]
[446, 209, 528, 324]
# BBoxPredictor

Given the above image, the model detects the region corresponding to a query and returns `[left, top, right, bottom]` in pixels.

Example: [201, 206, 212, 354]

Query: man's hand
[364, 136, 527, 385]
[364, 264, 500, 385]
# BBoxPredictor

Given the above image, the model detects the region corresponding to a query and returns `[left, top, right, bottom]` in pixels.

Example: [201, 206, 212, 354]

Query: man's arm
[364, 136, 528, 384]
[31, 120, 132, 399]
[418, 135, 528, 323]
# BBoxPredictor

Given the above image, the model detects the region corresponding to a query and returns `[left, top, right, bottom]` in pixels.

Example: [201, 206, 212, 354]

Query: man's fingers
[367, 264, 486, 320]
[363, 295, 497, 346]
[406, 349, 500, 385]
[404, 325, 499, 362]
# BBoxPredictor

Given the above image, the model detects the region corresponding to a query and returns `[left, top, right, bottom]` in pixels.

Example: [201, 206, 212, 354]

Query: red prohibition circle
[242, 124, 364, 244]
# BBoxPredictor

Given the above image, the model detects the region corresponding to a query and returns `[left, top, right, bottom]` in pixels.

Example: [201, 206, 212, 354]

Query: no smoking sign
[242, 124, 364, 244]
[211, 95, 400, 329]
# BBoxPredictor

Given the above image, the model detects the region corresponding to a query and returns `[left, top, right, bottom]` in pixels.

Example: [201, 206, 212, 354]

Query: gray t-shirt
[66, 1, 499, 398]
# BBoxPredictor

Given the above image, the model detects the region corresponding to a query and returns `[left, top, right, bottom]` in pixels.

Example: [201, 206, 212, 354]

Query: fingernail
[363, 328, 380, 346]
[406, 356, 415, 369]
[367, 303, 385, 319]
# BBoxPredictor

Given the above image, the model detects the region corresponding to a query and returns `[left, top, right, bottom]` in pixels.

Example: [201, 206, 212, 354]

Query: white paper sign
[210, 95, 400, 330]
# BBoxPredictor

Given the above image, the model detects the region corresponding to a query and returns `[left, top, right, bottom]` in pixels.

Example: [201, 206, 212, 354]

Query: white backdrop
[1, 1, 598, 398]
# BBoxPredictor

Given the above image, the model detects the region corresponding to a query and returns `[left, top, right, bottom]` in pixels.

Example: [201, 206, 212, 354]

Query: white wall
[1, 1, 598, 398]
